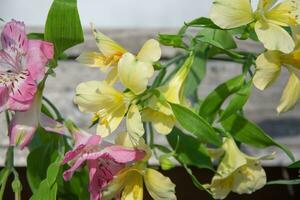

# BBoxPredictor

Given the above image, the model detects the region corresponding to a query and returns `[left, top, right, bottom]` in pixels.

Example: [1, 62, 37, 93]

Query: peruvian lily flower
[210, 0, 300, 53]
[76, 24, 127, 85]
[62, 128, 146, 200]
[102, 132, 177, 200]
[142, 54, 194, 135]
[207, 137, 274, 199]
[74, 81, 144, 138]
[9, 90, 65, 149]
[0, 19, 54, 112]
[77, 24, 161, 91]
[253, 26, 300, 113]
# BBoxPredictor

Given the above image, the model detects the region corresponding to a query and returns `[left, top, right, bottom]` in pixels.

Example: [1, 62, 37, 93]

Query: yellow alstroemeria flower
[208, 137, 274, 200]
[210, 0, 300, 53]
[118, 39, 161, 95]
[77, 24, 161, 91]
[253, 26, 300, 113]
[77, 24, 127, 85]
[102, 133, 177, 200]
[142, 54, 194, 135]
[74, 81, 145, 137]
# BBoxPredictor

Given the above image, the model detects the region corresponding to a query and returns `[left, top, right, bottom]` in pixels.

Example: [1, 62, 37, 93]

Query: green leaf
[158, 34, 186, 48]
[186, 17, 219, 29]
[221, 114, 295, 161]
[45, 0, 84, 67]
[153, 144, 172, 154]
[46, 161, 61, 186]
[30, 159, 61, 200]
[288, 160, 300, 168]
[184, 49, 207, 99]
[170, 103, 222, 146]
[178, 17, 219, 35]
[219, 81, 252, 122]
[199, 75, 244, 123]
[199, 28, 237, 50]
[27, 33, 44, 40]
[167, 127, 214, 170]
[267, 179, 300, 185]
[195, 28, 241, 59]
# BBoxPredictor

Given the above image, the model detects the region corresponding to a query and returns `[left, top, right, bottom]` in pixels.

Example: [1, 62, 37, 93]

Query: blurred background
[0, 0, 300, 167]
[1, 0, 260, 28]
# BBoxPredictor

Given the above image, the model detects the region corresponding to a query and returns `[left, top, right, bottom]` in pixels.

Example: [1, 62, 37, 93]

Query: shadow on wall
[259, 118, 300, 138]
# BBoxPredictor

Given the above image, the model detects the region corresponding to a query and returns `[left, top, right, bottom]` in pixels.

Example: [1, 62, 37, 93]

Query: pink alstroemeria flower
[62, 129, 145, 200]
[0, 19, 53, 112]
[9, 91, 65, 149]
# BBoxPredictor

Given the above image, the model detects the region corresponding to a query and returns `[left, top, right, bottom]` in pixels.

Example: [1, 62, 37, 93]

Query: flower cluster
[1, 0, 300, 199]
[0, 20, 64, 149]
[211, 0, 300, 112]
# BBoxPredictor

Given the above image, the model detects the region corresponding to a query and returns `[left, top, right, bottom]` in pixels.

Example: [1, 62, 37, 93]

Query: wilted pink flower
[62, 129, 145, 200]
[0, 19, 53, 112]
[9, 91, 65, 149]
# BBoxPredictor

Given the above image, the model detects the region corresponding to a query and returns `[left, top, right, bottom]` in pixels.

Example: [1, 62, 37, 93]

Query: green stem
[162, 54, 187, 69]
[148, 123, 155, 148]
[0, 169, 10, 200]
[42, 96, 64, 122]
[5, 147, 14, 170]
[4, 111, 10, 126]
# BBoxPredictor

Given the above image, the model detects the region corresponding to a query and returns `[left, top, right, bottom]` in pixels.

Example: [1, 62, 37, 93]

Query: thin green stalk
[42, 96, 64, 122]
[5, 147, 14, 170]
[0, 169, 10, 200]
[148, 123, 155, 148]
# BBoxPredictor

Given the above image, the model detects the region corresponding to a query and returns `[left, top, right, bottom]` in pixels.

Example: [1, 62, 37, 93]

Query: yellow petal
[210, 0, 254, 29]
[291, 25, 300, 48]
[232, 161, 266, 195]
[253, 51, 281, 90]
[102, 168, 129, 200]
[122, 172, 144, 200]
[104, 66, 119, 85]
[142, 108, 175, 135]
[137, 39, 161, 63]
[257, 0, 277, 11]
[144, 168, 176, 200]
[265, 0, 300, 27]
[76, 52, 108, 69]
[277, 72, 300, 113]
[118, 53, 154, 95]
[210, 175, 234, 200]
[255, 20, 295, 53]
[74, 81, 104, 113]
[217, 138, 247, 178]
[115, 132, 135, 148]
[158, 55, 194, 104]
[92, 23, 127, 58]
[75, 81, 128, 136]
[126, 104, 144, 145]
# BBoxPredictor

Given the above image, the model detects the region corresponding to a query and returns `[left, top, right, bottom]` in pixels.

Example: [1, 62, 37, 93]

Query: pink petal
[40, 113, 65, 135]
[26, 40, 54, 82]
[62, 134, 101, 164]
[0, 87, 9, 112]
[1, 20, 28, 54]
[9, 111, 38, 149]
[88, 160, 104, 200]
[7, 71, 37, 111]
[105, 146, 146, 163]
[88, 159, 124, 200]
[8, 94, 40, 149]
